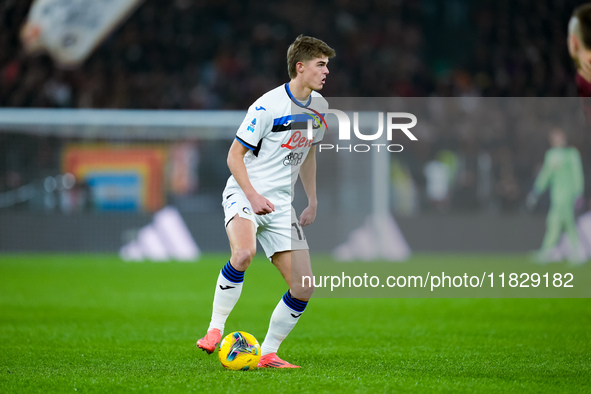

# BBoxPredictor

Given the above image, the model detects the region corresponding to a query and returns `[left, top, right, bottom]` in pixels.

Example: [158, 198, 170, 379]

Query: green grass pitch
[0, 254, 589, 393]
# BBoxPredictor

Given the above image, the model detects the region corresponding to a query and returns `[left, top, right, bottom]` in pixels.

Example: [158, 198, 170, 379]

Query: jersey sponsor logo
[226, 201, 236, 209]
[247, 118, 257, 133]
[283, 119, 294, 127]
[242, 207, 252, 215]
[281, 130, 314, 150]
[283, 152, 304, 166]
[255, 106, 266, 111]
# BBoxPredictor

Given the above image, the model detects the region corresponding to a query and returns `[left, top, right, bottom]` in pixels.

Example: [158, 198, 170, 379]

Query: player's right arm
[534, 150, 553, 195]
[227, 139, 275, 215]
[527, 150, 553, 210]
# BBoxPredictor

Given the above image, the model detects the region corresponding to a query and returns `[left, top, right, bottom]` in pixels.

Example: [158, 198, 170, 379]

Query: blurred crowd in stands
[1, 0, 591, 214]
[1, 0, 583, 107]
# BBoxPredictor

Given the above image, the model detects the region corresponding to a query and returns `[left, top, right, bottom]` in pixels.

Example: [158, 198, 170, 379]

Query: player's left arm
[298, 146, 318, 227]
[571, 148, 584, 197]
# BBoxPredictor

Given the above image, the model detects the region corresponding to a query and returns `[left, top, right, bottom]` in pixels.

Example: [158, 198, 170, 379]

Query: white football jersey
[224, 83, 327, 202]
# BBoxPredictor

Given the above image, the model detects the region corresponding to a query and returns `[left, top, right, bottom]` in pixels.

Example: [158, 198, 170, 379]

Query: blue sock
[282, 290, 308, 313]
[221, 261, 245, 284]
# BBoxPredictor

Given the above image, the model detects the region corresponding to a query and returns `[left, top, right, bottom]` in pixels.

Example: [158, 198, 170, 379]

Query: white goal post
[0, 108, 410, 261]
[0, 108, 244, 140]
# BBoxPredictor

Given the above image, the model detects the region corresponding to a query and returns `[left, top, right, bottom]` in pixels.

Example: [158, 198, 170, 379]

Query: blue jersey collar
[285, 83, 312, 108]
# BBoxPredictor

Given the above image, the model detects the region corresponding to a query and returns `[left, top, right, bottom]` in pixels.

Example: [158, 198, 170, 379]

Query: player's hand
[526, 191, 538, 211]
[299, 204, 317, 227]
[248, 193, 275, 215]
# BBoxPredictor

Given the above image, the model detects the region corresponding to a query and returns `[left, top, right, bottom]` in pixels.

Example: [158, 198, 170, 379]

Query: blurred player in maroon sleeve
[569, 4, 591, 94]
[568, 3, 591, 123]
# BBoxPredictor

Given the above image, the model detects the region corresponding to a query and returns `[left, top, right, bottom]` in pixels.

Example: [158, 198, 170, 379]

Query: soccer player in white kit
[197, 35, 335, 368]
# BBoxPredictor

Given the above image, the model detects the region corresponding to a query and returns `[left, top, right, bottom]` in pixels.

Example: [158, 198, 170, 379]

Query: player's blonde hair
[570, 3, 591, 49]
[287, 35, 336, 79]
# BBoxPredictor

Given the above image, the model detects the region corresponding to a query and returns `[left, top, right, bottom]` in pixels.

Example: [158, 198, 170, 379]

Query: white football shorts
[222, 190, 308, 258]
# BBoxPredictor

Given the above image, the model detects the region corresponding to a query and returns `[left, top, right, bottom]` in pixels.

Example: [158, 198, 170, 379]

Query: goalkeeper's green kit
[533, 147, 584, 253]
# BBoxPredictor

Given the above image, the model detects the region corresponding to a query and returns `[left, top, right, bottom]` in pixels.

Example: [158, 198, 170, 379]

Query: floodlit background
[1, 2, 590, 392]
[1, 0, 590, 256]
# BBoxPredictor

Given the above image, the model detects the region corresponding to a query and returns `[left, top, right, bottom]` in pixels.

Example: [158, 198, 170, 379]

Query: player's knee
[293, 281, 315, 300]
[302, 284, 315, 299]
[231, 247, 255, 270]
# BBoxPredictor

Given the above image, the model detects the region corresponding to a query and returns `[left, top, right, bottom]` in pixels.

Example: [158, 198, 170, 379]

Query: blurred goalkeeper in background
[527, 128, 585, 263]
